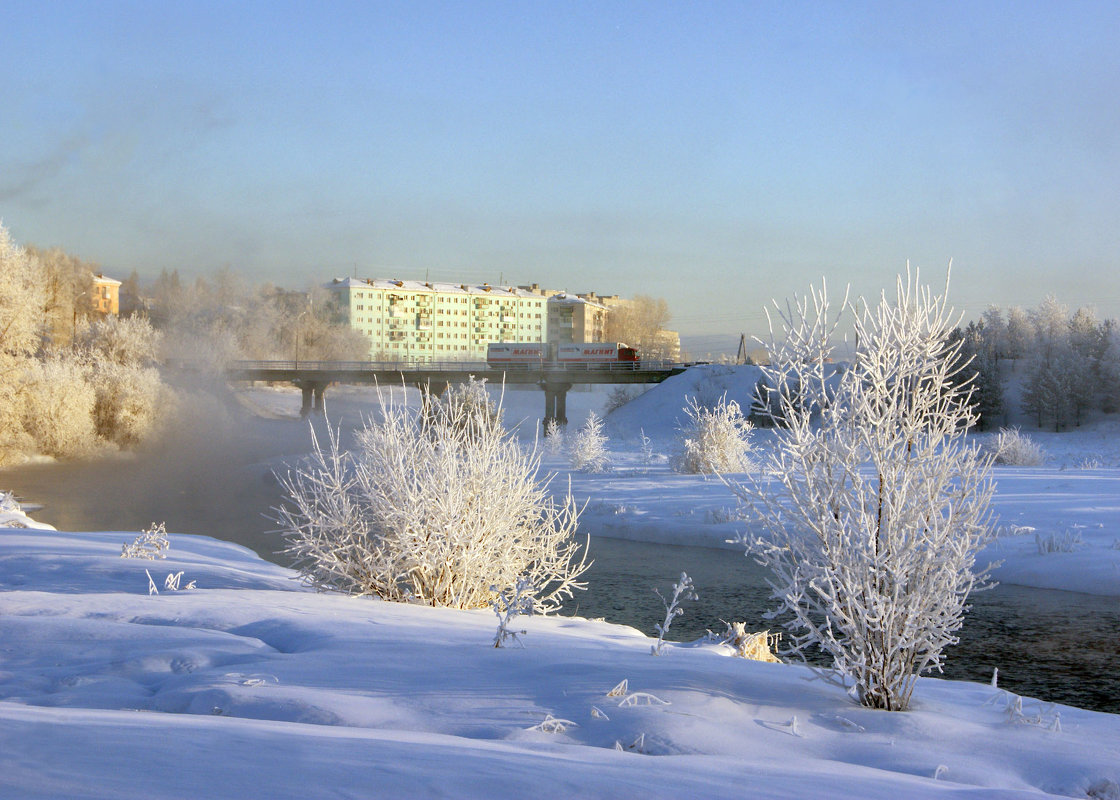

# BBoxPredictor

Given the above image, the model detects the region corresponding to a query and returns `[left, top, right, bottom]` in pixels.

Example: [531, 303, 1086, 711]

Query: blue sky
[3, 1, 1118, 343]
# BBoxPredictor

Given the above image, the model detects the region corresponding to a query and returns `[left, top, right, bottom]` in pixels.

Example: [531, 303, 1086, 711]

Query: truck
[484, 343, 547, 366]
[486, 342, 638, 368]
[556, 343, 639, 364]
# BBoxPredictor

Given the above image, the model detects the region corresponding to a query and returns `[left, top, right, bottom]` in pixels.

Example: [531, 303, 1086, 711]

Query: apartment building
[326, 278, 547, 361]
[91, 273, 121, 315]
[541, 292, 608, 345]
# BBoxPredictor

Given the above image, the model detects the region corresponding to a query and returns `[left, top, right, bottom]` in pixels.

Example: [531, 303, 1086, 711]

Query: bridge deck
[223, 360, 685, 386]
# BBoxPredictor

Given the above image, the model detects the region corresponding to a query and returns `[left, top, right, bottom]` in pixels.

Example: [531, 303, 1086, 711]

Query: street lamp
[294, 295, 313, 366]
[295, 310, 310, 366]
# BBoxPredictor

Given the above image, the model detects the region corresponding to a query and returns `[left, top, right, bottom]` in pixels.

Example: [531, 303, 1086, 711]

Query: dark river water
[3, 392, 1117, 714]
[572, 537, 1120, 714]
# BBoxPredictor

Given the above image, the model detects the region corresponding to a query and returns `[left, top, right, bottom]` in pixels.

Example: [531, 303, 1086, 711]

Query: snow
[3, 365, 1120, 797]
[2, 527, 1119, 798]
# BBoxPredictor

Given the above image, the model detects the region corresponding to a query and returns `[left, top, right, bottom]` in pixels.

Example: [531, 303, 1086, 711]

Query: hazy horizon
[4, 2, 1119, 339]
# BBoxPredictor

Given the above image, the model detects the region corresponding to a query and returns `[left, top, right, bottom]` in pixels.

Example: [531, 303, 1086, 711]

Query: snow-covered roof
[325, 277, 542, 299]
[91, 272, 122, 287]
[547, 292, 608, 310]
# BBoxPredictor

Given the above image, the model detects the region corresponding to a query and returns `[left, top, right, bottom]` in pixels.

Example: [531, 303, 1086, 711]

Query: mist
[0, 377, 367, 564]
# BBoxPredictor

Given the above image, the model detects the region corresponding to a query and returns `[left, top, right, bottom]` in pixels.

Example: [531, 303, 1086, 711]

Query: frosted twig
[617, 692, 669, 707]
[528, 714, 578, 733]
[651, 572, 697, 656]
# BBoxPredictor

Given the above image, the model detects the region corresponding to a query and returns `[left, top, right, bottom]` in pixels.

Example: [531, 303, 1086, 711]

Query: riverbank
[1, 524, 1117, 799]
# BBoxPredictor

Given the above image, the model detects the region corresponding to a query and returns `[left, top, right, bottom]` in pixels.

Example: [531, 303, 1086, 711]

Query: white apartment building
[326, 277, 548, 361]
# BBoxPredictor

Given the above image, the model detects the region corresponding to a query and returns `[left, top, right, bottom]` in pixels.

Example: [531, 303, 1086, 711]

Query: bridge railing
[226, 359, 679, 373]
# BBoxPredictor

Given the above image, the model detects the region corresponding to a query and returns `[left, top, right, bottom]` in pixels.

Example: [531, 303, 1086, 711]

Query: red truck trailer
[486, 342, 638, 368]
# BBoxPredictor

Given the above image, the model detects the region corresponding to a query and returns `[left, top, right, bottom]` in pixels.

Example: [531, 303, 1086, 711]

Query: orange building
[91, 273, 121, 315]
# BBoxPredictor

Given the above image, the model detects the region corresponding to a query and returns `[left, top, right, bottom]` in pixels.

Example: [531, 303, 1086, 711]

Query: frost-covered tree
[1004, 305, 1033, 363]
[948, 321, 1003, 430]
[569, 412, 611, 472]
[88, 360, 165, 447]
[0, 224, 45, 361]
[1022, 353, 1070, 430]
[728, 270, 995, 711]
[0, 225, 48, 463]
[153, 276, 367, 370]
[979, 305, 1007, 358]
[1099, 329, 1120, 414]
[275, 386, 589, 612]
[76, 315, 161, 366]
[72, 315, 167, 447]
[673, 394, 754, 474]
[25, 244, 98, 348]
[1031, 295, 1069, 361]
[543, 418, 565, 454]
[605, 295, 674, 359]
[20, 354, 98, 458]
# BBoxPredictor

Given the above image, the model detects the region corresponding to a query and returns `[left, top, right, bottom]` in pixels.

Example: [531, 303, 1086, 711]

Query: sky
[3, 1, 1119, 345]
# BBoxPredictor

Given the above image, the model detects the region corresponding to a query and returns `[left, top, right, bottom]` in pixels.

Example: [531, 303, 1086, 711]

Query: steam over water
[4, 384, 1118, 713]
[0, 383, 352, 563]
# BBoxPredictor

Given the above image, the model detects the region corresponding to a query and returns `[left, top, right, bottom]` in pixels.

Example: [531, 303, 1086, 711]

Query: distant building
[91, 273, 121, 315]
[543, 293, 608, 345]
[651, 329, 682, 362]
[328, 276, 679, 362]
[325, 278, 547, 362]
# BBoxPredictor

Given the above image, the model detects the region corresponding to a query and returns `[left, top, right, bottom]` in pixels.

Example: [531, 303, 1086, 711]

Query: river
[3, 390, 1117, 714]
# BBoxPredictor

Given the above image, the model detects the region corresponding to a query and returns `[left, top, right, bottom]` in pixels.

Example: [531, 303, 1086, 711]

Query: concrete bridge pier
[298, 381, 328, 418]
[541, 382, 572, 432]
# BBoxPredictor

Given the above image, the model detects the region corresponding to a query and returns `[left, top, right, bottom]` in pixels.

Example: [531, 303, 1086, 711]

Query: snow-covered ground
[1, 525, 1118, 799]
[2, 365, 1120, 797]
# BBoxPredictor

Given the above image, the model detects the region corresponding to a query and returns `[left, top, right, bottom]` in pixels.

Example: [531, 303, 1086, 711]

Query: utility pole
[736, 333, 748, 365]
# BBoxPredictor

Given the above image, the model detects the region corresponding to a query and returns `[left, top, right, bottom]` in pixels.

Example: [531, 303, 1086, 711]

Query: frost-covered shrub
[1035, 529, 1081, 554]
[492, 577, 533, 648]
[989, 427, 1046, 466]
[730, 271, 995, 711]
[720, 622, 781, 663]
[427, 376, 501, 441]
[0, 491, 20, 514]
[603, 385, 639, 415]
[276, 387, 589, 612]
[544, 418, 565, 455]
[639, 428, 656, 464]
[20, 355, 98, 459]
[122, 522, 170, 559]
[569, 412, 611, 472]
[673, 394, 754, 474]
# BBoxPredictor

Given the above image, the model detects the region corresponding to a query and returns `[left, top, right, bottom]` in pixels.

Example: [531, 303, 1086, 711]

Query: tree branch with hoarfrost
[727, 269, 996, 711]
[274, 384, 590, 613]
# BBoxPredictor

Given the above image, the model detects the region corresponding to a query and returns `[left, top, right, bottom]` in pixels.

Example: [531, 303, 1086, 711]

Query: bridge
[223, 359, 687, 425]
